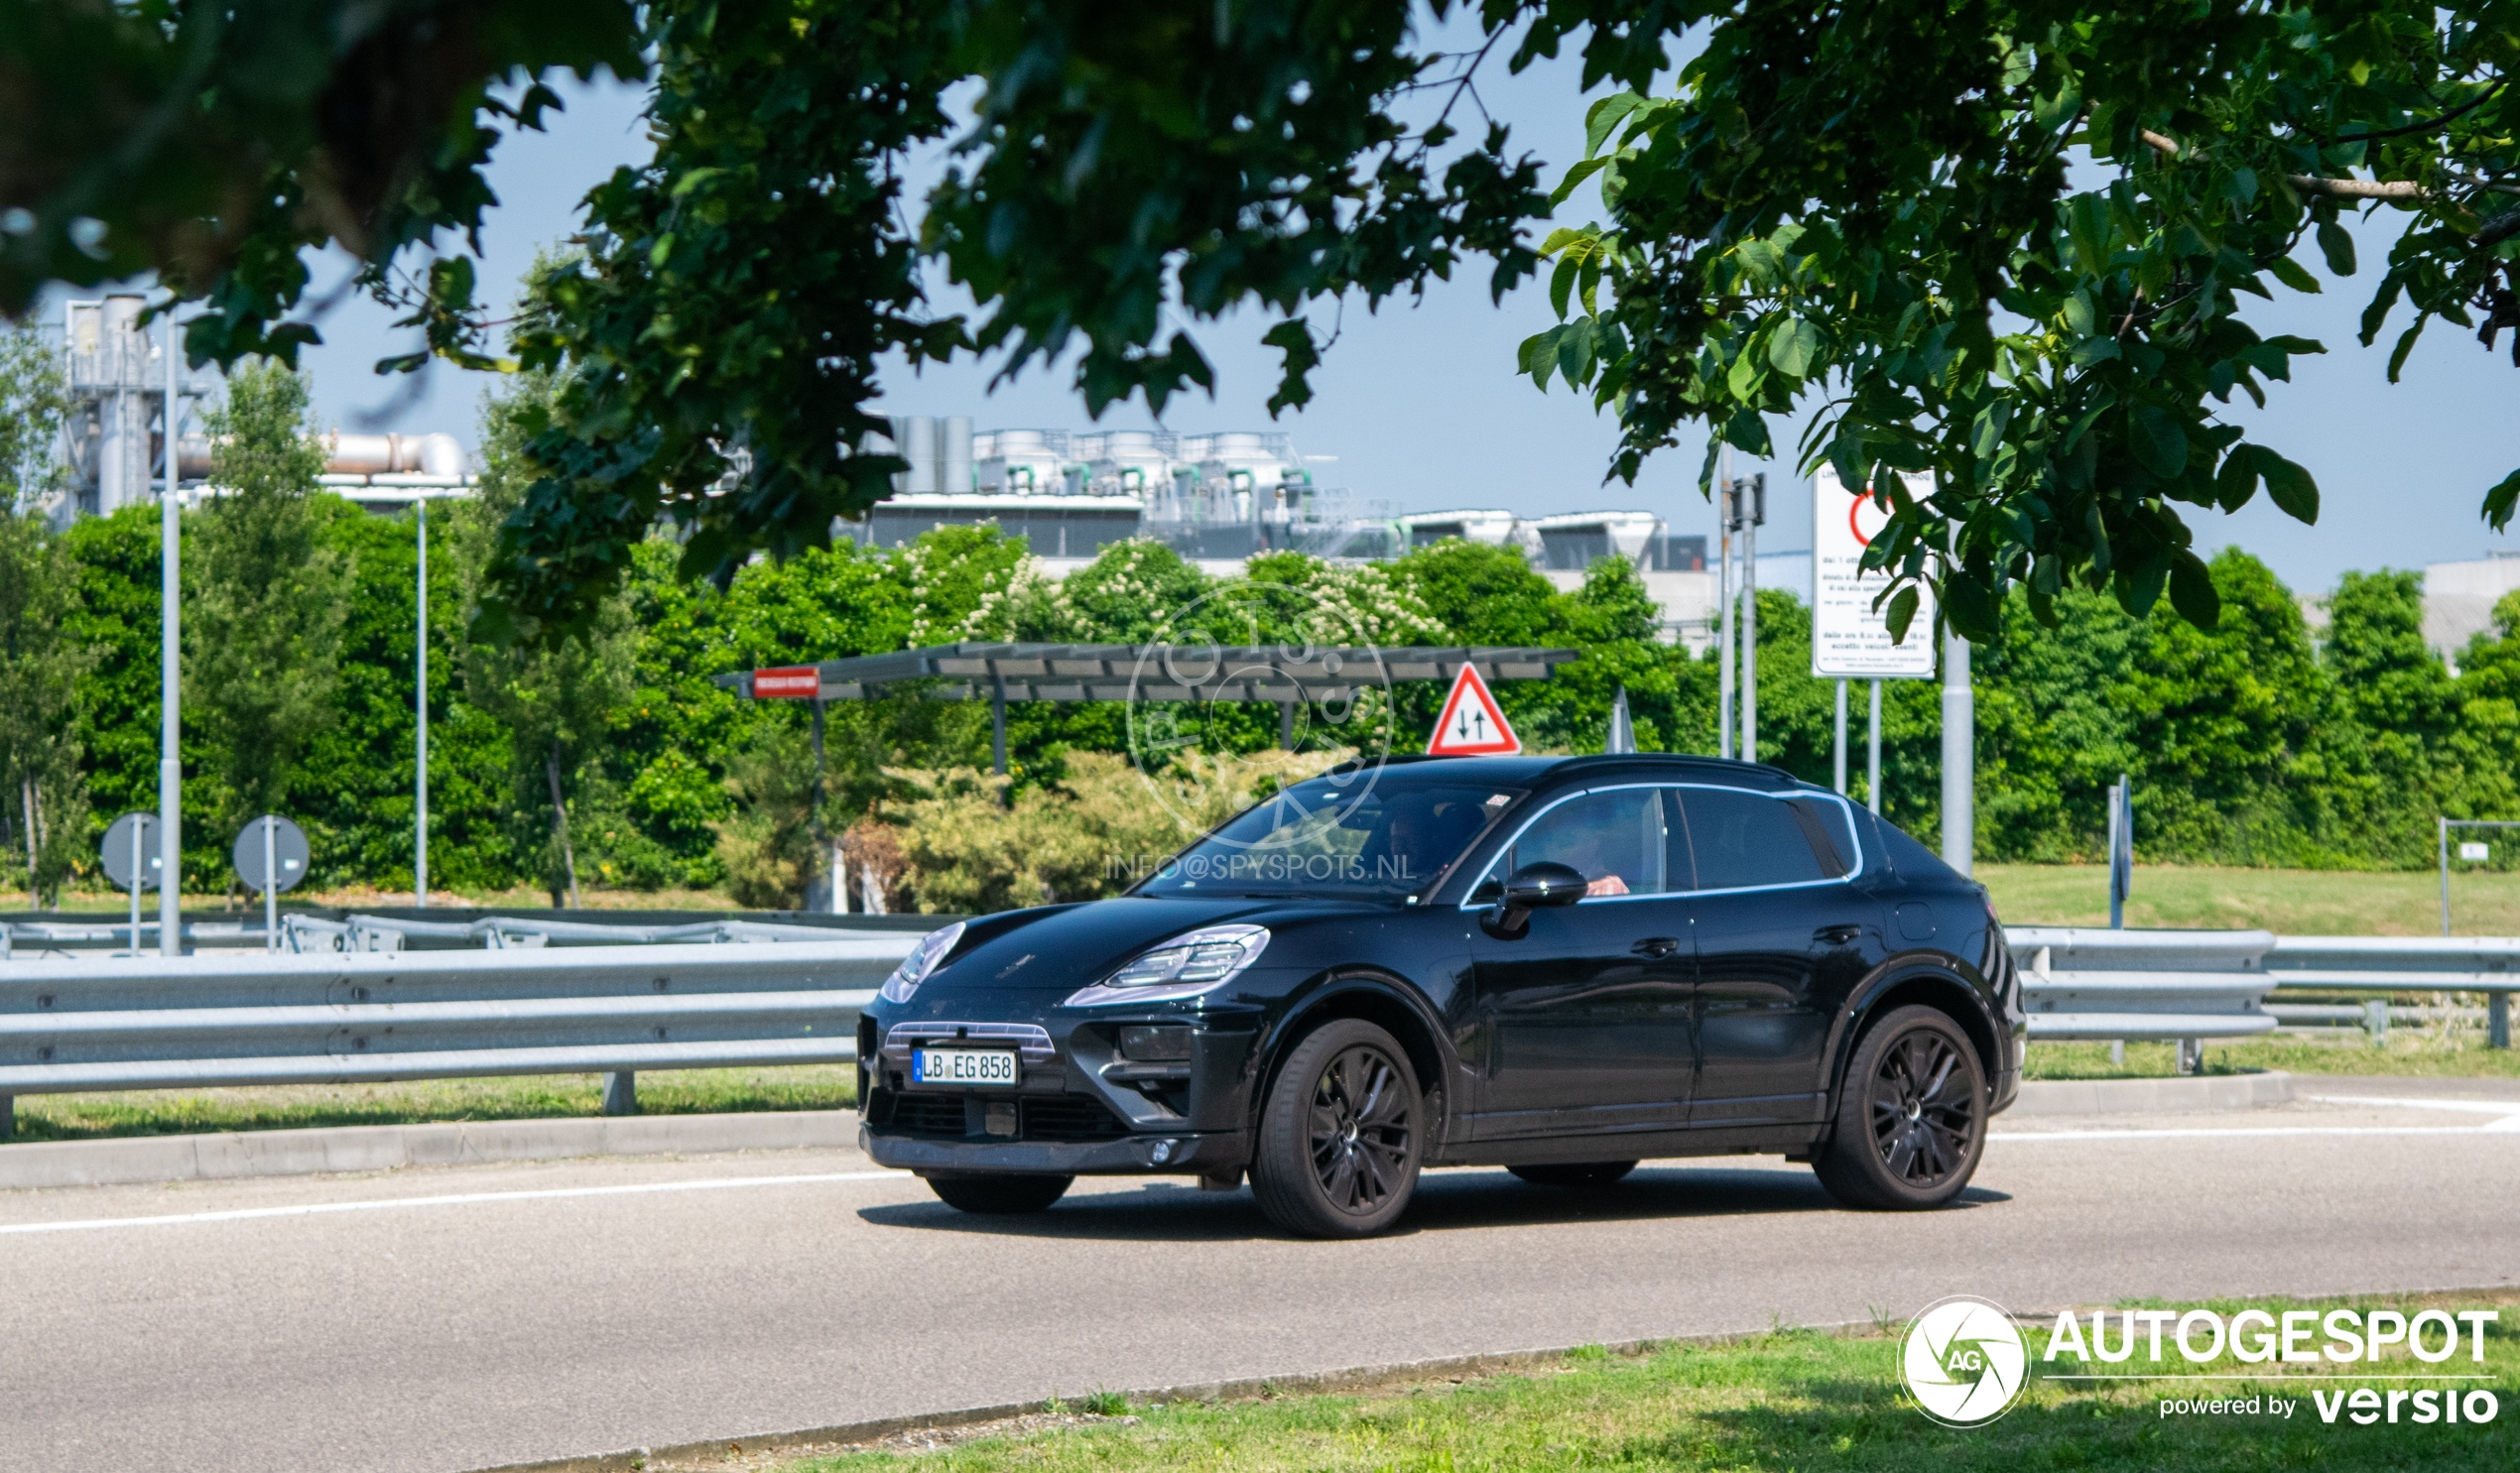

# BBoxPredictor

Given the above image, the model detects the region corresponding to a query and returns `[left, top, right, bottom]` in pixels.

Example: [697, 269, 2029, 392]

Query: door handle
[1813, 923, 1862, 946]
[1631, 936, 1684, 957]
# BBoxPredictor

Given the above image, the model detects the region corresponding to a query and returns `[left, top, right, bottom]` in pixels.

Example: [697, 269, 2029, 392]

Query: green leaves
[2131, 406, 2189, 478]
[2486, 467, 2520, 531]
[2316, 220, 2357, 277]
[1767, 319, 1824, 378]
[2268, 255, 2323, 294]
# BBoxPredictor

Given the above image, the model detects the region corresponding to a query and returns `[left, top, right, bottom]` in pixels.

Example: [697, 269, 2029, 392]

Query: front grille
[888, 1094, 968, 1137]
[1021, 1095, 1126, 1141]
[874, 1090, 1128, 1143]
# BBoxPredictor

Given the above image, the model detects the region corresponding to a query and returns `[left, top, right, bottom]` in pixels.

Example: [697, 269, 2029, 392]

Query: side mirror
[1483, 861, 1586, 937]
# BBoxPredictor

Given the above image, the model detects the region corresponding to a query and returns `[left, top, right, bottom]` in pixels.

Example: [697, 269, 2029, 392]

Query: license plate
[911, 1047, 1019, 1086]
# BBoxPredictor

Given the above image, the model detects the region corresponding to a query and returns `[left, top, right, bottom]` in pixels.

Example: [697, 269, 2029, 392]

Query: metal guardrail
[0, 910, 949, 957]
[2009, 927, 2515, 1049]
[0, 936, 911, 1108]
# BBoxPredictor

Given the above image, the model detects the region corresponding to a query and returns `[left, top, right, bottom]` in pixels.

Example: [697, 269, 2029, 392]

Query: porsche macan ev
[858, 754, 2023, 1237]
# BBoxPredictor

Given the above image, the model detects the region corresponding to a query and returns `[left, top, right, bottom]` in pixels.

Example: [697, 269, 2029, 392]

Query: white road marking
[1997, 1091, 2520, 1141]
[1995, 1123, 2520, 1141]
[0, 1169, 911, 1237]
[2306, 1093, 2520, 1129]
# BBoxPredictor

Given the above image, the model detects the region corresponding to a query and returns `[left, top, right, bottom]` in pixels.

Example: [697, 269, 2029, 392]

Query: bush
[886, 748, 1346, 914]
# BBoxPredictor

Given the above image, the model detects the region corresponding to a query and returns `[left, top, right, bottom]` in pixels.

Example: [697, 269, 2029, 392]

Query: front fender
[1246, 969, 1465, 1149]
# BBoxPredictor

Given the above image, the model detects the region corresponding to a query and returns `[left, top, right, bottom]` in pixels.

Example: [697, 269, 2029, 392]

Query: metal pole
[810, 695, 827, 909]
[991, 679, 1008, 778]
[1832, 679, 1847, 795]
[129, 819, 144, 957]
[1740, 497, 1758, 763]
[1940, 626, 1972, 877]
[416, 499, 429, 909]
[263, 815, 277, 952]
[2107, 782, 2124, 929]
[2440, 816, 2451, 937]
[1867, 679, 1883, 815]
[159, 307, 182, 959]
[1715, 501, 1734, 761]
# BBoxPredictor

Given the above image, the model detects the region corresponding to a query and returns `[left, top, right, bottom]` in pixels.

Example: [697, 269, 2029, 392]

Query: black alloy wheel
[925, 1170, 1073, 1214]
[1812, 1005, 1986, 1210]
[1508, 1161, 1639, 1187]
[1251, 1019, 1423, 1237]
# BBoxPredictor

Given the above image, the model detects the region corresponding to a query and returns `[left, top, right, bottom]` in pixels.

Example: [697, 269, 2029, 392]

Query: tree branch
[2143, 127, 2431, 202]
[2286, 175, 2427, 200]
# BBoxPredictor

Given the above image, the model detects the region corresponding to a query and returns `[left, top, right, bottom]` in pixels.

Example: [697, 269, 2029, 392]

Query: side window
[1679, 788, 1828, 890]
[1478, 788, 1667, 899]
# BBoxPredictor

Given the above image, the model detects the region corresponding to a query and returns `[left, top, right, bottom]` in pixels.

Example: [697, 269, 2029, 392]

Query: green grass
[748, 1289, 2520, 1473]
[2027, 1038, 2520, 1081]
[1979, 862, 2520, 935]
[1, 1065, 854, 1144]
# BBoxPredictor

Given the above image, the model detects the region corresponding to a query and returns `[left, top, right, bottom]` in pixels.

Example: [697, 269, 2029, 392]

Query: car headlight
[1063, 924, 1270, 1007]
[878, 921, 965, 1004]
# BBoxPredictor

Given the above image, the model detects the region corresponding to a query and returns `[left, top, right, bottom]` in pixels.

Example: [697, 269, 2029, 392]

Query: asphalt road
[6, 1081, 2518, 1473]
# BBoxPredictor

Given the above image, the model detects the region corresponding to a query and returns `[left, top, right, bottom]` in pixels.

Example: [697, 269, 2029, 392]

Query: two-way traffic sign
[1427, 664, 1521, 756]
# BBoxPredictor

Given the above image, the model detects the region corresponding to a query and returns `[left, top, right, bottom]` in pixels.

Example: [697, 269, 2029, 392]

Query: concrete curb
[2007, 1069, 2293, 1117]
[462, 1323, 1865, 1473]
[0, 1111, 855, 1191]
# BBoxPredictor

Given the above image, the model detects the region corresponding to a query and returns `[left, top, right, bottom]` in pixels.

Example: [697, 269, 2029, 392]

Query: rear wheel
[1813, 1005, 1985, 1210]
[925, 1171, 1072, 1214]
[1250, 1020, 1422, 1238]
[1508, 1161, 1638, 1187]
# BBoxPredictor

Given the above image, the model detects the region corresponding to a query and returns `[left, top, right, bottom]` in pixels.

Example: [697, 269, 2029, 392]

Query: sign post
[100, 811, 162, 956]
[1427, 665, 1521, 756]
[1813, 468, 1938, 815]
[231, 815, 311, 950]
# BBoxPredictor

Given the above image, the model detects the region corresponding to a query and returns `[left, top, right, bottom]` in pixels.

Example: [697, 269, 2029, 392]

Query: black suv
[859, 754, 2022, 1237]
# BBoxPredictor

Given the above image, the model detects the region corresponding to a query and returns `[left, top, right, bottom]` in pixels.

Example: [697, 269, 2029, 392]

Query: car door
[1676, 786, 1875, 1129]
[1465, 786, 1694, 1140]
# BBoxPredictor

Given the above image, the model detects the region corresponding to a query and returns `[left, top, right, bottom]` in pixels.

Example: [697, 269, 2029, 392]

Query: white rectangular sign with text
[1812, 466, 1938, 679]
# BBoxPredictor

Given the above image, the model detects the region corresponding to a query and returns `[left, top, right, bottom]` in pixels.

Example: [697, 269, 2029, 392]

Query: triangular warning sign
[1427, 664, 1521, 756]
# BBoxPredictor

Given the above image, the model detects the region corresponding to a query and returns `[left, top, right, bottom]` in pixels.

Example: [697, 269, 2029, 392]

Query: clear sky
[284, 28, 2518, 595]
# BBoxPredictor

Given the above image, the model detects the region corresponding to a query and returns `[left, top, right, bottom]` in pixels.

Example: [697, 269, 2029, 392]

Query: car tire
[924, 1171, 1072, 1214]
[1508, 1161, 1638, 1187]
[1813, 1004, 1987, 1210]
[1250, 1019, 1423, 1238]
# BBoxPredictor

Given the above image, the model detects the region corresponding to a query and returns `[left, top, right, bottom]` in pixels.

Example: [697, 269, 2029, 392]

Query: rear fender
[1820, 961, 2005, 1125]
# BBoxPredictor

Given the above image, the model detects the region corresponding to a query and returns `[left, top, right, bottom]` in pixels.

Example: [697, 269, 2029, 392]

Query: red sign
[752, 667, 821, 699]
[1427, 664, 1521, 756]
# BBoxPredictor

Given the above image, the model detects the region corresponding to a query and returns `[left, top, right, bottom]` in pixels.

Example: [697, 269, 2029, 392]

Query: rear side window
[1678, 787, 1829, 890]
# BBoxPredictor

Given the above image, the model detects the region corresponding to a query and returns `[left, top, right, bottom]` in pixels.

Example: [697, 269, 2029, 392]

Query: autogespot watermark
[1901, 1298, 2504, 1432]
[1900, 1296, 2031, 1426]
[1122, 579, 1395, 845]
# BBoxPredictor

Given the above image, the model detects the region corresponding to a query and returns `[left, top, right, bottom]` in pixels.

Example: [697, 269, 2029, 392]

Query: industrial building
[47, 293, 478, 522]
[851, 417, 1720, 642]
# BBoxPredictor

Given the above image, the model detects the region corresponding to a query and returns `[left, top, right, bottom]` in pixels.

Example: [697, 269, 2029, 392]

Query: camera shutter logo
[1901, 1296, 2029, 1426]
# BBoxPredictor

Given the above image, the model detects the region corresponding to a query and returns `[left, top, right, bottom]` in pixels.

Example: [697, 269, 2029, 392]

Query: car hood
[910, 894, 1374, 1001]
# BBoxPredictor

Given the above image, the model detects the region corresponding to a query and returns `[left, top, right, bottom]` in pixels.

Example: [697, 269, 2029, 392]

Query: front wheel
[1508, 1161, 1638, 1187]
[1812, 1005, 1986, 1210]
[1250, 1019, 1423, 1238]
[925, 1171, 1072, 1215]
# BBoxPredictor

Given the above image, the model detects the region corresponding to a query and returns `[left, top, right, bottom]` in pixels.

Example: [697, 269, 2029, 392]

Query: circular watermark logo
[1900, 1296, 2030, 1427]
[1121, 578, 1395, 850]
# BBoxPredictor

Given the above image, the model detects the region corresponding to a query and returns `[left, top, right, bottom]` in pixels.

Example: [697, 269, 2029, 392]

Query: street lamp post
[159, 309, 181, 957]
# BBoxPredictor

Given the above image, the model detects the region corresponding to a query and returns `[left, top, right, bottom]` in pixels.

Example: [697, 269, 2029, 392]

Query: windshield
[1137, 770, 1524, 900]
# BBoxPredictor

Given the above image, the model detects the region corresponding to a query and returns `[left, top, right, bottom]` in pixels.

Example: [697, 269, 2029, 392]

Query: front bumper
[861, 1123, 1251, 1176]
